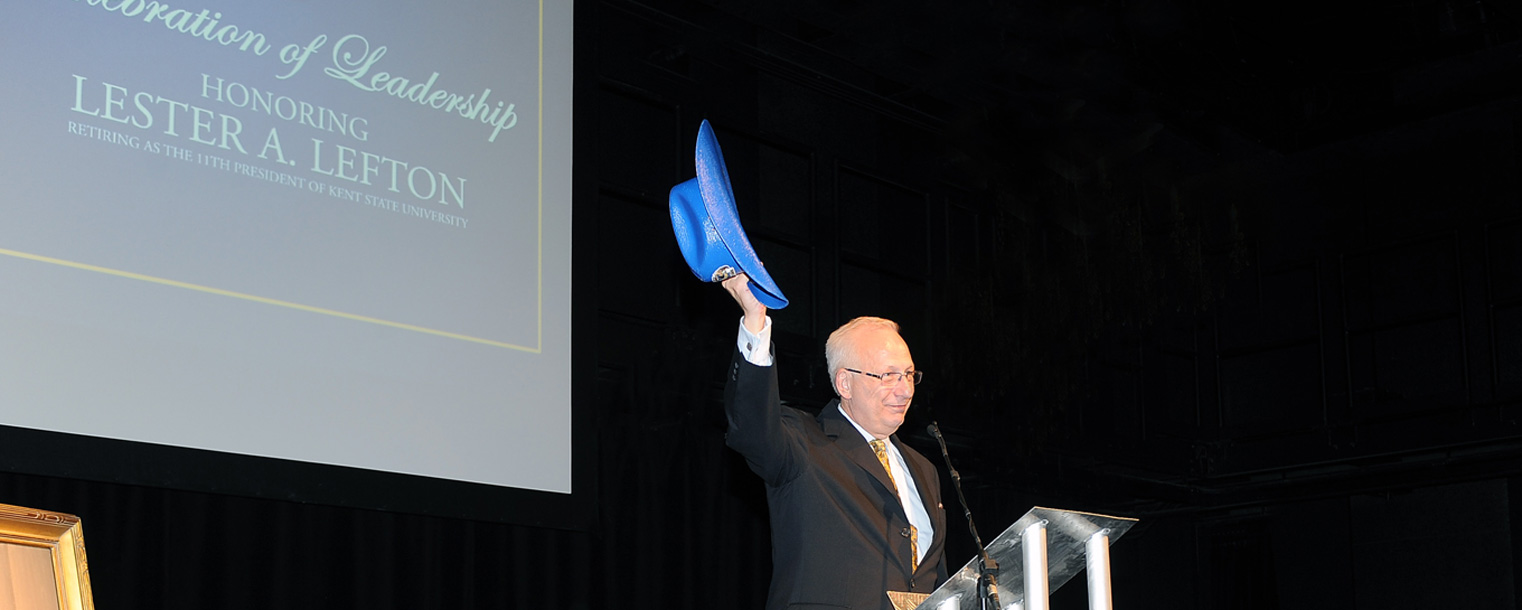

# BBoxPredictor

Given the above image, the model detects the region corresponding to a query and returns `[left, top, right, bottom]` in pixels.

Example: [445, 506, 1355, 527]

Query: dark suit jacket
[725, 349, 949, 610]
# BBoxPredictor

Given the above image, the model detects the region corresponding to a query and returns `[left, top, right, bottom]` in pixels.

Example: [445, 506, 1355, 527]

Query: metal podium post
[1022, 521, 1049, 610]
[1086, 530, 1114, 610]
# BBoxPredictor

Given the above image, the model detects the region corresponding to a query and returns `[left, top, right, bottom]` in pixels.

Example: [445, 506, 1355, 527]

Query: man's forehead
[851, 328, 912, 360]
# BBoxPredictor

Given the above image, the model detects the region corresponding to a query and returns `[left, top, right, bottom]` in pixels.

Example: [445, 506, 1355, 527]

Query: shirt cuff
[736, 315, 774, 367]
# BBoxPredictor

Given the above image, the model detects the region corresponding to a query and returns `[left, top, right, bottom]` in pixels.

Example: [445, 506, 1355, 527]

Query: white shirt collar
[838, 403, 888, 443]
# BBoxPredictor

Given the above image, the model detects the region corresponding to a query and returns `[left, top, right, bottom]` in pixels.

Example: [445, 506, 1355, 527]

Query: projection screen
[0, 0, 577, 522]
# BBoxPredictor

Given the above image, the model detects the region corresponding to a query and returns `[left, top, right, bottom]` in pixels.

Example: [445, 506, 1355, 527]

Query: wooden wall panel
[1217, 264, 1322, 353]
[752, 239, 814, 339]
[754, 143, 814, 241]
[1219, 343, 1323, 429]
[1347, 319, 1468, 415]
[838, 263, 929, 355]
[1494, 304, 1522, 400]
[1350, 479, 1514, 609]
[1488, 219, 1522, 400]
[597, 192, 682, 324]
[1342, 236, 1462, 330]
[596, 86, 683, 198]
[837, 168, 929, 269]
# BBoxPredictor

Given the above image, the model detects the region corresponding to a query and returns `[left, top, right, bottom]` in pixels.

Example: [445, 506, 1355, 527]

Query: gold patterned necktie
[870, 439, 919, 573]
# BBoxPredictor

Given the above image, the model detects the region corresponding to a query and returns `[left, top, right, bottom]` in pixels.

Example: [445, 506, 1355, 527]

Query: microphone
[927, 421, 1000, 610]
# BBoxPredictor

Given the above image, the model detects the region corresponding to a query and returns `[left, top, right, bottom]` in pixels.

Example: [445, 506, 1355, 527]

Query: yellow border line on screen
[0, 248, 539, 353]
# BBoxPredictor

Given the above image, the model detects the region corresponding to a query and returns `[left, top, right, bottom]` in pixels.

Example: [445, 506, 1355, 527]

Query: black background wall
[7, 1, 1522, 608]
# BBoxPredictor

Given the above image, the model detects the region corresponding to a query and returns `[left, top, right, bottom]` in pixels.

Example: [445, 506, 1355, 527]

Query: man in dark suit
[721, 274, 948, 610]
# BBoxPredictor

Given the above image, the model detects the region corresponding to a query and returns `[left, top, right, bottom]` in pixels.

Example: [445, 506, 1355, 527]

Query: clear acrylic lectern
[901, 507, 1137, 610]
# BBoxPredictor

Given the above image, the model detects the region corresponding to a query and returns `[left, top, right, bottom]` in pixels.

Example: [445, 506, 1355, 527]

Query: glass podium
[893, 507, 1137, 610]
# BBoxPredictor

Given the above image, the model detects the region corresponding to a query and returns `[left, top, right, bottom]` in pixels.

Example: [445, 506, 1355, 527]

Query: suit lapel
[819, 404, 904, 512]
[897, 437, 934, 504]
[821, 404, 931, 576]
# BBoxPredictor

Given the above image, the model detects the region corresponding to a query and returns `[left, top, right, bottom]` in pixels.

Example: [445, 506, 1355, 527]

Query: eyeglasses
[843, 368, 924, 386]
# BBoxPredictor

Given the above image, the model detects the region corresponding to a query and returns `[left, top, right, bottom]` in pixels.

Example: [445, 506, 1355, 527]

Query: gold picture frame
[0, 504, 94, 610]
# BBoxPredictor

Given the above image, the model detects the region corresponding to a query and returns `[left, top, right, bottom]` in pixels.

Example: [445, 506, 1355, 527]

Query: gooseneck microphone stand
[927, 421, 1001, 610]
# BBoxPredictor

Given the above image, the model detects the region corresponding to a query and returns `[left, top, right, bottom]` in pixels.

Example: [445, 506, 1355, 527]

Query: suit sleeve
[722, 347, 806, 487]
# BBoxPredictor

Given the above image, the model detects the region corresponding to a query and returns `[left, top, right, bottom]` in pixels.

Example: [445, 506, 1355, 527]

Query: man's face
[837, 327, 916, 439]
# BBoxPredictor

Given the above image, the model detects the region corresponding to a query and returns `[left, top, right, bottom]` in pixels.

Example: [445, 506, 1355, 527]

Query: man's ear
[834, 368, 852, 399]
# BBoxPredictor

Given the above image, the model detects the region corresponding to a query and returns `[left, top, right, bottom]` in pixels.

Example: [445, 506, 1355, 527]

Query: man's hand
[722, 274, 767, 334]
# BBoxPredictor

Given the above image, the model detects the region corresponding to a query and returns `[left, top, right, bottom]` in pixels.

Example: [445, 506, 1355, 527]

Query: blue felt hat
[669, 120, 789, 309]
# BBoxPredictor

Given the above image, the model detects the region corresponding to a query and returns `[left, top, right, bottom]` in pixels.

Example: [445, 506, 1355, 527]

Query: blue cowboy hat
[669, 120, 789, 309]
